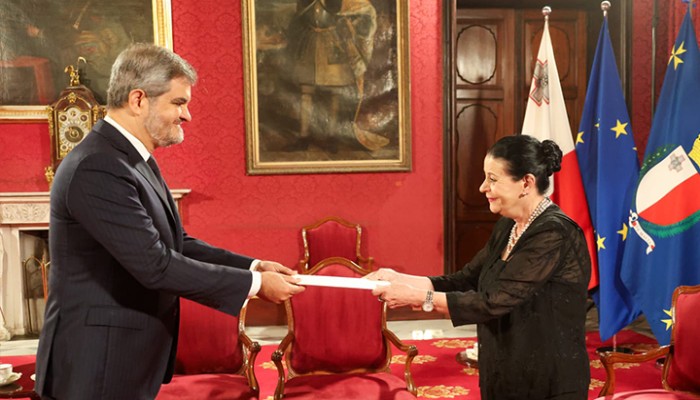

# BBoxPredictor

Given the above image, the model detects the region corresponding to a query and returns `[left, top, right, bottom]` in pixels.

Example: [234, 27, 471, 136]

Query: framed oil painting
[242, 0, 411, 174]
[0, 0, 172, 121]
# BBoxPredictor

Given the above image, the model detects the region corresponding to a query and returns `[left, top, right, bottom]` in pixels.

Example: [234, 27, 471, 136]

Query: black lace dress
[430, 205, 591, 400]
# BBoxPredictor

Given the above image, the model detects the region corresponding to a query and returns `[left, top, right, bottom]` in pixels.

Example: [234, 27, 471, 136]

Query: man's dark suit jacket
[35, 120, 256, 400]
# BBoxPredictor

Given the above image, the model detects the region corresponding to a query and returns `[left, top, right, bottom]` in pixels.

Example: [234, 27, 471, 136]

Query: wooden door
[448, 9, 516, 272]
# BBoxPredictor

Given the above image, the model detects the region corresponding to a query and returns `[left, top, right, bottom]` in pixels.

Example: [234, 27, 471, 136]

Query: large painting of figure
[0, 0, 172, 121]
[243, 0, 411, 174]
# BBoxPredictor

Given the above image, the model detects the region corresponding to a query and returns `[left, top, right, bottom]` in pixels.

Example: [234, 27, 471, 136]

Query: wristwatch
[422, 290, 434, 312]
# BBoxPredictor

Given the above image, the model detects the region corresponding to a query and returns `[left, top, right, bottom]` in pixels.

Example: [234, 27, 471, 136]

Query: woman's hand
[366, 268, 435, 292]
[371, 282, 423, 309]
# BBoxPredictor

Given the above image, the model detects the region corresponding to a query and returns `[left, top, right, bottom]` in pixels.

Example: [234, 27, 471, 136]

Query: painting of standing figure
[243, 0, 411, 174]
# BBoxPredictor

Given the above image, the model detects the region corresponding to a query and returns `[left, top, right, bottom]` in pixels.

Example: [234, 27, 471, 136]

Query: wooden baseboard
[244, 297, 447, 326]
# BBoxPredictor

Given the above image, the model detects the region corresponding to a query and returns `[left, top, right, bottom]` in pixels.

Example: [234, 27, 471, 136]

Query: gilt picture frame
[0, 0, 173, 122]
[242, 0, 411, 174]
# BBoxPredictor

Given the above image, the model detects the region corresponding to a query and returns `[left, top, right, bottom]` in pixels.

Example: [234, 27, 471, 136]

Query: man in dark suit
[34, 43, 305, 400]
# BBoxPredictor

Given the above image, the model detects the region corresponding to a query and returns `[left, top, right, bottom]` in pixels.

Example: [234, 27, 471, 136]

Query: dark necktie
[147, 156, 167, 191]
[147, 156, 182, 247]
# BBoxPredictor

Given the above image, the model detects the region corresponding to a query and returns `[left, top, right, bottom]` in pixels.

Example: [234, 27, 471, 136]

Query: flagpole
[601, 3, 613, 357]
[690, 0, 694, 19]
[600, 1, 612, 356]
[651, 0, 658, 117]
[542, 5, 551, 22]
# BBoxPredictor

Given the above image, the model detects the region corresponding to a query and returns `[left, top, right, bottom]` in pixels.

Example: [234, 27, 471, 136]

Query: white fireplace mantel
[0, 190, 190, 338]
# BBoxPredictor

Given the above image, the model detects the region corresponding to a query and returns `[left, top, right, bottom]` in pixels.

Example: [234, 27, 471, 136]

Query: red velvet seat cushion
[280, 373, 416, 399]
[666, 290, 700, 393]
[174, 299, 243, 374]
[289, 264, 386, 374]
[156, 373, 256, 400]
[595, 389, 700, 399]
[306, 221, 359, 267]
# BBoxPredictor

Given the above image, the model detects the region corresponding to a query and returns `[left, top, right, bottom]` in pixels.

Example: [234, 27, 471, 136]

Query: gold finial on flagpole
[690, 0, 695, 19]
[601, 1, 611, 18]
[542, 6, 552, 21]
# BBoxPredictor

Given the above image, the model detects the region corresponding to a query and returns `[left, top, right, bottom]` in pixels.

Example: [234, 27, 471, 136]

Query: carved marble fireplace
[0, 190, 189, 338]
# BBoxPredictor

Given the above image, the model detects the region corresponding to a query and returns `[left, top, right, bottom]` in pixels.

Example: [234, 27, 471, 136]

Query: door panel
[455, 102, 498, 217]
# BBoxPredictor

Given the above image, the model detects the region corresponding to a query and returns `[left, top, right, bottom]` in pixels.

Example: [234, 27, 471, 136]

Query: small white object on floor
[466, 342, 479, 360]
[0, 372, 22, 387]
[0, 325, 11, 342]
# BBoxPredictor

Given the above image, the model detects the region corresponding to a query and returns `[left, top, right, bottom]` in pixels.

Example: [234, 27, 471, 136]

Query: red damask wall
[4, 2, 687, 277]
[0, 1, 445, 276]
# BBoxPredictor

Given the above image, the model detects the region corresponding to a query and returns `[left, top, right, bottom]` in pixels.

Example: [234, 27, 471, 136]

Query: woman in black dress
[369, 134, 591, 400]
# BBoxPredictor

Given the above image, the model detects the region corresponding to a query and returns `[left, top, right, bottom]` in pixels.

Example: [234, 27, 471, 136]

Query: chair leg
[403, 344, 418, 396]
[272, 349, 286, 400]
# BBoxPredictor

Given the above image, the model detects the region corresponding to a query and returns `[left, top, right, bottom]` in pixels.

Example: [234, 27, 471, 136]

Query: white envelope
[295, 275, 390, 290]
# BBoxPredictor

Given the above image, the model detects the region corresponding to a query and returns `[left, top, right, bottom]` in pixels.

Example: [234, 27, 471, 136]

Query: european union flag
[620, 9, 700, 345]
[576, 17, 640, 341]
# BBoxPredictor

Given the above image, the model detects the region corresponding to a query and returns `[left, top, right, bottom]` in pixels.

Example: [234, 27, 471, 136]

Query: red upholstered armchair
[156, 299, 260, 400]
[272, 257, 417, 400]
[596, 284, 700, 399]
[297, 216, 374, 271]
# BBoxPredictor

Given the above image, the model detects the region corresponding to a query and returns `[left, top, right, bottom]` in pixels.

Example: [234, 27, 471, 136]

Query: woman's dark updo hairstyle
[487, 134, 562, 194]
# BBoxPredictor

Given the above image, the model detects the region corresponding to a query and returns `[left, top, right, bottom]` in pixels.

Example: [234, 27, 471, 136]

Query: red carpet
[0, 330, 663, 399]
[250, 329, 662, 399]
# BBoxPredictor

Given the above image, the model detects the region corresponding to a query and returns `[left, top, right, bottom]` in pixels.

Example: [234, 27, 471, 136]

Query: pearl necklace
[505, 197, 552, 257]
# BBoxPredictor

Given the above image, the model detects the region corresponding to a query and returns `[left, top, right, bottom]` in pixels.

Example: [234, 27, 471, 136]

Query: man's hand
[256, 260, 297, 276]
[258, 271, 305, 304]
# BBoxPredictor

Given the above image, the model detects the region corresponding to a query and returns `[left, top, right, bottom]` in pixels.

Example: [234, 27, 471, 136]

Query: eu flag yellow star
[617, 223, 628, 241]
[669, 41, 687, 70]
[611, 120, 629, 139]
[597, 234, 606, 251]
[576, 131, 584, 145]
[662, 308, 673, 331]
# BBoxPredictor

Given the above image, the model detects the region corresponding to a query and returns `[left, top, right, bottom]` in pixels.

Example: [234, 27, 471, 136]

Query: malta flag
[521, 13, 598, 289]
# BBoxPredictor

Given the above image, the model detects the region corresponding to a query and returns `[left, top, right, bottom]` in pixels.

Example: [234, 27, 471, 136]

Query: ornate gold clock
[46, 57, 105, 185]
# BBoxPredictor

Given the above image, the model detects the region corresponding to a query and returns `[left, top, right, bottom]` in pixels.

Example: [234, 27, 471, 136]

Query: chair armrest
[383, 328, 417, 356]
[598, 344, 670, 396]
[357, 255, 374, 270]
[297, 258, 308, 271]
[383, 328, 418, 395]
[272, 332, 295, 400]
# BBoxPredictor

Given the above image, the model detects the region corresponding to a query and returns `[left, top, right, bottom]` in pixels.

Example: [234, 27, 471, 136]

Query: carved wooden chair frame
[272, 257, 416, 400]
[597, 284, 700, 397]
[298, 216, 374, 271]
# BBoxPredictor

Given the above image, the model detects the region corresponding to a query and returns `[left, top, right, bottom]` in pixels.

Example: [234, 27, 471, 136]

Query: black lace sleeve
[428, 217, 510, 293]
[442, 209, 590, 327]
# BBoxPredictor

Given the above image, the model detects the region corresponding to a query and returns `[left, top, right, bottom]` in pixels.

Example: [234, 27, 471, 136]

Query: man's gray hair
[106, 43, 197, 108]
